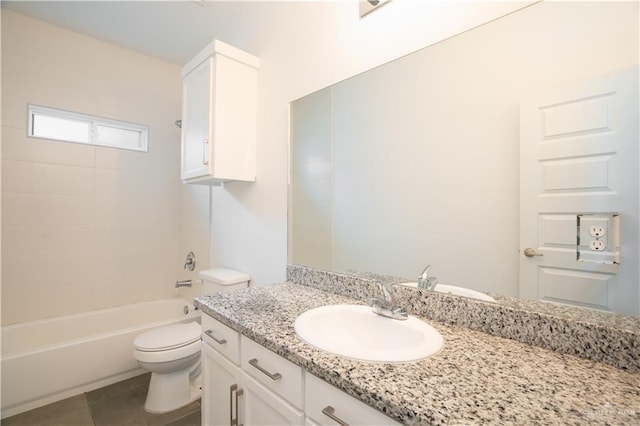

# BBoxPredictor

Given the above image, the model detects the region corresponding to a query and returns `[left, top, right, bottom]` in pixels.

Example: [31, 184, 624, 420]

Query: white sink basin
[294, 304, 443, 363]
[401, 282, 497, 303]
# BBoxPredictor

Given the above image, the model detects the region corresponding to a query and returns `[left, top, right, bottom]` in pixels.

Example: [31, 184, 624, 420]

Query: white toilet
[133, 268, 250, 413]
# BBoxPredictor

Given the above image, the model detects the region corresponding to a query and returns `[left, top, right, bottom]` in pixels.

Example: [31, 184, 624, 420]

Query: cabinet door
[202, 344, 240, 426]
[181, 58, 212, 180]
[240, 371, 304, 426]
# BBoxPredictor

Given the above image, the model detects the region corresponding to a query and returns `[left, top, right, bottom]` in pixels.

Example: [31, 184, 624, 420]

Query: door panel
[538, 267, 614, 310]
[520, 66, 639, 316]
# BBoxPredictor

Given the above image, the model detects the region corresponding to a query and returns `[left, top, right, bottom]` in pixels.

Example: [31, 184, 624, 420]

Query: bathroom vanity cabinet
[201, 313, 399, 425]
[180, 39, 259, 185]
[195, 282, 640, 424]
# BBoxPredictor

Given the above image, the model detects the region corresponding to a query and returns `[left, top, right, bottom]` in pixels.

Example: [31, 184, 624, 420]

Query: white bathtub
[1, 297, 200, 418]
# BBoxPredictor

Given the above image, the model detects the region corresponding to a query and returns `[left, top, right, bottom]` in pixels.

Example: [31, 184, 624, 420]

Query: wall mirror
[288, 1, 640, 319]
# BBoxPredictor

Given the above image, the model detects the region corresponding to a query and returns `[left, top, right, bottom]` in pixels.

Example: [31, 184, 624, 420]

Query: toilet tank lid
[200, 268, 251, 285]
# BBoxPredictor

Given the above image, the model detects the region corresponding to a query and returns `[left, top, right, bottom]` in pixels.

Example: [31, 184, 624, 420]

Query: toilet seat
[134, 321, 201, 352]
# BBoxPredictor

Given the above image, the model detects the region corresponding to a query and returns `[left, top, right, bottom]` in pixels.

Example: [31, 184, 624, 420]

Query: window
[28, 104, 149, 152]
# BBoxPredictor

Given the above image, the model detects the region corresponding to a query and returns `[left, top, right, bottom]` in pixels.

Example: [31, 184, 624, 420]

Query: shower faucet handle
[184, 251, 196, 271]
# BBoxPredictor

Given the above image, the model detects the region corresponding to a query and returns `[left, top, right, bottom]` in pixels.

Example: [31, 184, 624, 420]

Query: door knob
[523, 248, 543, 257]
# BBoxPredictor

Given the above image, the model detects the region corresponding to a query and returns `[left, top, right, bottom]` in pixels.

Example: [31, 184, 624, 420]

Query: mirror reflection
[289, 2, 639, 316]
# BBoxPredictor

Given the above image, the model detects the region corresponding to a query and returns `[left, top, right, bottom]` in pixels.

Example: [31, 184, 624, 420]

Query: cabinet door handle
[322, 406, 350, 426]
[229, 384, 235, 426]
[202, 139, 209, 166]
[248, 358, 282, 380]
[230, 384, 243, 426]
[204, 329, 227, 345]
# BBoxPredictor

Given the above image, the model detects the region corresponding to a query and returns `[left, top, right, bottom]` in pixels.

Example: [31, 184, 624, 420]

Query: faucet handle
[184, 251, 196, 271]
[420, 264, 432, 278]
[418, 264, 438, 290]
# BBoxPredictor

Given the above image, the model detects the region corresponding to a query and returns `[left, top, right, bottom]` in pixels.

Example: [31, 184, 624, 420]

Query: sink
[294, 304, 443, 362]
[401, 282, 497, 303]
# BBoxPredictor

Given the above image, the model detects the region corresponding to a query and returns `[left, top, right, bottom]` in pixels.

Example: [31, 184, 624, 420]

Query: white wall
[208, 0, 534, 285]
[1, 10, 209, 324]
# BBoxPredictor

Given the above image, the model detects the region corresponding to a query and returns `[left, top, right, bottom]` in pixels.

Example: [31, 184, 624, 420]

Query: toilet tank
[199, 268, 250, 294]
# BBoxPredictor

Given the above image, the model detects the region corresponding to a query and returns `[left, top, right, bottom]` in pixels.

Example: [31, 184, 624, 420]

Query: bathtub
[1, 297, 200, 418]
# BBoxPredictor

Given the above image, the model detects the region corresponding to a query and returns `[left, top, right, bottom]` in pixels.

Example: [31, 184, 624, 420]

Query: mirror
[288, 2, 639, 316]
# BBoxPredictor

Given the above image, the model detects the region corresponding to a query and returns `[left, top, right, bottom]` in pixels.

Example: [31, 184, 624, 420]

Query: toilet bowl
[133, 321, 202, 413]
[133, 267, 250, 414]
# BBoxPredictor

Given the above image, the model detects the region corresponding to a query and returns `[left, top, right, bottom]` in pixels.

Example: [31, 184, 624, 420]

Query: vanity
[199, 294, 402, 425]
[194, 266, 640, 425]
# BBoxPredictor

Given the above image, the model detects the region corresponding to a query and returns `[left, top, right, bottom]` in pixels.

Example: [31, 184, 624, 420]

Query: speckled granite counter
[195, 283, 640, 425]
[287, 264, 640, 372]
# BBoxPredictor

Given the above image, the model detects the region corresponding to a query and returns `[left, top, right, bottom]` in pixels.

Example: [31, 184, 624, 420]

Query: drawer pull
[204, 329, 227, 345]
[248, 358, 282, 380]
[322, 406, 350, 426]
[230, 384, 243, 426]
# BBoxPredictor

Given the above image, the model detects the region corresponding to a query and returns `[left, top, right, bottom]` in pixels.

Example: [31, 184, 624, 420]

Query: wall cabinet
[201, 313, 401, 426]
[180, 39, 259, 185]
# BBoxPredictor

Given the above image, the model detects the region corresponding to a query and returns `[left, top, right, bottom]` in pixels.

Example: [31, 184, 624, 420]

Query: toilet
[133, 268, 250, 413]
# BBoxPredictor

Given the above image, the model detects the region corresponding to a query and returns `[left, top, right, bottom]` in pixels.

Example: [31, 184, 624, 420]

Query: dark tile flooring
[2, 373, 201, 426]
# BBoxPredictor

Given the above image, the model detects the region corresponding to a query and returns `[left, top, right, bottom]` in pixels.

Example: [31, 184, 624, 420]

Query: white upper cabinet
[180, 39, 259, 185]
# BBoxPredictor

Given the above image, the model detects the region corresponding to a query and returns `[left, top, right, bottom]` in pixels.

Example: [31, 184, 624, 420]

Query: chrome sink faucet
[367, 281, 408, 320]
[417, 265, 438, 290]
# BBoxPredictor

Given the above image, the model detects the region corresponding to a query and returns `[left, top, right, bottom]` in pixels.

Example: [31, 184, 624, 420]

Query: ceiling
[1, 1, 274, 65]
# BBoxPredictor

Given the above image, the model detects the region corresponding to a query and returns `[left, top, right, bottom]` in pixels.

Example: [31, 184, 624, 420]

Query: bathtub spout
[175, 280, 192, 288]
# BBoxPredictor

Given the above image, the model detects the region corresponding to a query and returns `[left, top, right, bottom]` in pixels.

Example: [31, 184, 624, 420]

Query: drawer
[201, 314, 240, 365]
[241, 335, 304, 409]
[305, 373, 402, 426]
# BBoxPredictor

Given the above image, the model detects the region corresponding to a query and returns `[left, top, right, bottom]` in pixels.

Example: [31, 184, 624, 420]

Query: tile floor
[2, 373, 201, 426]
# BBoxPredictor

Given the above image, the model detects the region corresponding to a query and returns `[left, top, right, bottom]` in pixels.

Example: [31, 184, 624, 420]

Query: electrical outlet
[589, 226, 606, 237]
[589, 240, 606, 251]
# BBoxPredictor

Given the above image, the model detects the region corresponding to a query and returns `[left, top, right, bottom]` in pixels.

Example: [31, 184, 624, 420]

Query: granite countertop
[194, 283, 640, 425]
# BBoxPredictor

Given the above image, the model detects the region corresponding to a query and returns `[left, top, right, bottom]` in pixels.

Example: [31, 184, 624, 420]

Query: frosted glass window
[31, 113, 91, 143]
[28, 104, 148, 152]
[95, 124, 145, 151]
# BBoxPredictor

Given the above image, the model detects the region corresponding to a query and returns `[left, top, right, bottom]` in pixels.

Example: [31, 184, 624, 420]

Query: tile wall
[1, 10, 208, 324]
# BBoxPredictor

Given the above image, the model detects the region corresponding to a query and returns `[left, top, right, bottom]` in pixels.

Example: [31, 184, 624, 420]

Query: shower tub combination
[1, 297, 200, 419]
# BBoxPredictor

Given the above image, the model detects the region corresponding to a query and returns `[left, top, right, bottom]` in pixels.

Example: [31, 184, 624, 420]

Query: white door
[520, 66, 639, 316]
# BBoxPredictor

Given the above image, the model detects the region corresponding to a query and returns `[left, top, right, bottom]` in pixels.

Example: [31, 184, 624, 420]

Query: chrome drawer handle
[322, 406, 350, 426]
[230, 384, 243, 426]
[248, 358, 282, 380]
[204, 329, 227, 345]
